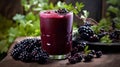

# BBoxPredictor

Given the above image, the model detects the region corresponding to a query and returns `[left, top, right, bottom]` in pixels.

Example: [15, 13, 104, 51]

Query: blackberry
[88, 53, 94, 59]
[38, 51, 49, 64]
[84, 54, 93, 62]
[71, 47, 78, 56]
[84, 21, 92, 27]
[96, 51, 102, 58]
[78, 26, 94, 36]
[11, 47, 23, 60]
[11, 38, 49, 64]
[89, 34, 99, 42]
[72, 42, 86, 52]
[80, 33, 90, 40]
[80, 42, 87, 47]
[18, 51, 31, 62]
[110, 30, 120, 40]
[72, 40, 79, 48]
[74, 53, 83, 62]
[77, 44, 85, 52]
[56, 8, 68, 14]
[68, 57, 77, 64]
[78, 26, 88, 34]
[90, 50, 96, 55]
[78, 25, 94, 41]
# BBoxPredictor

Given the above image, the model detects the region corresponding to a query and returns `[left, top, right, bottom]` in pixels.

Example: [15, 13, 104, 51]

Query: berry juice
[40, 10, 73, 55]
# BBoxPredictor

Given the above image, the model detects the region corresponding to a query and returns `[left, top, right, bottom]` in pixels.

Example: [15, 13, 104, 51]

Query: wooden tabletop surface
[0, 37, 120, 67]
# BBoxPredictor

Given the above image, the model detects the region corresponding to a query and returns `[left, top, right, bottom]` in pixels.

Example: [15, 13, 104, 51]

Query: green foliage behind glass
[0, 0, 49, 60]
[0, 0, 84, 60]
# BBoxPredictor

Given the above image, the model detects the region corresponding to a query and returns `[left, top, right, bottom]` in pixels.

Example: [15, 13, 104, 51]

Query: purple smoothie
[40, 10, 73, 55]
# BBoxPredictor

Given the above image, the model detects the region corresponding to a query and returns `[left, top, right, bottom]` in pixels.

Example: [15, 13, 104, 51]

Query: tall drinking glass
[39, 10, 73, 59]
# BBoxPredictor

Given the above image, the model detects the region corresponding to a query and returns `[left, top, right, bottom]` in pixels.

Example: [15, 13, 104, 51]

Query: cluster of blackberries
[55, 8, 68, 14]
[97, 29, 120, 42]
[97, 29, 108, 39]
[67, 41, 102, 64]
[78, 25, 99, 42]
[11, 38, 49, 64]
[109, 30, 120, 42]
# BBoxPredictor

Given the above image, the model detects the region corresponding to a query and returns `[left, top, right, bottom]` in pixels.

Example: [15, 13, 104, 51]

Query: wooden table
[0, 37, 120, 67]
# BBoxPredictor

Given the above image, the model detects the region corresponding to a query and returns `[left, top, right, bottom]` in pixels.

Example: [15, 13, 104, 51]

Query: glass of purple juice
[39, 10, 73, 59]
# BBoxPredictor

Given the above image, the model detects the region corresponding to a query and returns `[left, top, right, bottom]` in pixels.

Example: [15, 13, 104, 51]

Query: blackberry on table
[74, 53, 83, 62]
[11, 38, 49, 64]
[77, 42, 87, 52]
[80, 42, 87, 47]
[72, 40, 79, 48]
[11, 47, 23, 60]
[90, 50, 96, 55]
[72, 42, 86, 53]
[77, 44, 85, 52]
[68, 40, 103, 64]
[68, 57, 77, 64]
[84, 54, 93, 62]
[96, 51, 102, 58]
[71, 47, 78, 56]
[18, 51, 31, 62]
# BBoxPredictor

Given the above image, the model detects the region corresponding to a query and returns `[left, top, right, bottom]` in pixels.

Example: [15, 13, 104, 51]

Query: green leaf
[13, 14, 25, 21]
[107, 0, 118, 5]
[24, 4, 31, 12]
[57, 1, 65, 8]
[21, 0, 27, 6]
[0, 40, 8, 53]
[91, 25, 99, 34]
[107, 6, 119, 15]
[64, 3, 73, 11]
[75, 2, 84, 12]
[49, 2, 54, 9]
[86, 50, 91, 54]
[100, 35, 112, 43]
[84, 45, 89, 52]
[73, 9, 79, 15]
[84, 46, 91, 55]
[25, 12, 36, 21]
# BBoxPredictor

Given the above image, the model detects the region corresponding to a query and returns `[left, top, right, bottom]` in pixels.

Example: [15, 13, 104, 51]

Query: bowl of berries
[72, 13, 120, 53]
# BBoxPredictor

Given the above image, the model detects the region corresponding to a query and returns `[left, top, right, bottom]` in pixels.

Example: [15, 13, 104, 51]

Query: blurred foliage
[0, 15, 15, 60]
[100, 35, 112, 43]
[91, 0, 120, 34]
[107, 0, 120, 29]
[90, 0, 120, 43]
[0, 0, 48, 60]
[91, 18, 112, 34]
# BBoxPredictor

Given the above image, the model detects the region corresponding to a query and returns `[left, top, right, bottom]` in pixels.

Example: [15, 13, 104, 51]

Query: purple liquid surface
[40, 10, 73, 55]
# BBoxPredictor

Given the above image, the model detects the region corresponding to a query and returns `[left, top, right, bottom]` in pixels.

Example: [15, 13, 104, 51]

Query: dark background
[66, 0, 103, 22]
